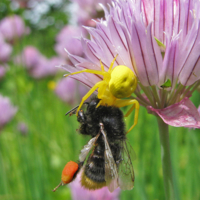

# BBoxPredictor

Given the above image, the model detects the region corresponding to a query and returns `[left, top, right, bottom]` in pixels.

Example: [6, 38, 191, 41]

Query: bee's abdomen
[81, 143, 106, 189]
[85, 156, 105, 182]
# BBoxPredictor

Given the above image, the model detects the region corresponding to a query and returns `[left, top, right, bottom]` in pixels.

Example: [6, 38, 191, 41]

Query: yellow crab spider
[64, 55, 140, 133]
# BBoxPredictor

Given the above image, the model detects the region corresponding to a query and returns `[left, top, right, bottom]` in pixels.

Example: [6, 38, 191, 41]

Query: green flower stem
[151, 85, 161, 107]
[157, 117, 176, 200]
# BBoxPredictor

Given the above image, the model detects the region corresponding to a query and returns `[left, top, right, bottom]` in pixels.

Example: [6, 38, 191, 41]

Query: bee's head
[87, 98, 100, 112]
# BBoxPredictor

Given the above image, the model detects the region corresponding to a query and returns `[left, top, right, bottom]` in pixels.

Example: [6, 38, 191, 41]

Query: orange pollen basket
[61, 161, 79, 184]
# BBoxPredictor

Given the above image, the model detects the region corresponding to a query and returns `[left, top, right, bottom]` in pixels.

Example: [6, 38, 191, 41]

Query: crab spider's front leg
[64, 69, 107, 78]
[75, 81, 103, 116]
[114, 99, 140, 134]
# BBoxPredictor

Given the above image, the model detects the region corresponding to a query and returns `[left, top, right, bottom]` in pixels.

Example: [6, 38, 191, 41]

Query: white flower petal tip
[147, 98, 200, 129]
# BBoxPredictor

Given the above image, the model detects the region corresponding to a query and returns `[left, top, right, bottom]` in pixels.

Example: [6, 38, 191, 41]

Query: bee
[53, 97, 135, 192]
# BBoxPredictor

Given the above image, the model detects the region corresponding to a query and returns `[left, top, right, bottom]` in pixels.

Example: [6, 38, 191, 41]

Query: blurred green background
[0, 0, 200, 200]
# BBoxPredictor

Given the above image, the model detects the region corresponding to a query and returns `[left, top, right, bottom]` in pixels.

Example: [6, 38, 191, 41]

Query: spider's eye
[109, 65, 137, 98]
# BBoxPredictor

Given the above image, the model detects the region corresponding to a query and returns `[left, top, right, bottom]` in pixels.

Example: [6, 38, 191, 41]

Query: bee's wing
[79, 133, 100, 162]
[100, 123, 119, 192]
[118, 140, 136, 190]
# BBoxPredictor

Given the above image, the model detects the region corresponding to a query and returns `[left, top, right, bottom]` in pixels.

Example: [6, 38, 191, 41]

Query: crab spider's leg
[124, 104, 136, 117]
[108, 54, 118, 73]
[100, 60, 105, 72]
[96, 82, 109, 108]
[64, 69, 106, 77]
[96, 99, 102, 108]
[114, 99, 140, 134]
[75, 81, 104, 116]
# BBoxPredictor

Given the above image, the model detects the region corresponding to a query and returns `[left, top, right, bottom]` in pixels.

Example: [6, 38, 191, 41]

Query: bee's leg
[77, 109, 90, 135]
[114, 99, 140, 134]
[72, 161, 84, 179]
[77, 110, 86, 123]
[52, 161, 79, 192]
[99, 122, 104, 133]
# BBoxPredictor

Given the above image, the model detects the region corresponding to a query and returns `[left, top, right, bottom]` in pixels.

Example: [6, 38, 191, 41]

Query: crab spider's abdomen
[96, 65, 137, 106]
[109, 65, 137, 99]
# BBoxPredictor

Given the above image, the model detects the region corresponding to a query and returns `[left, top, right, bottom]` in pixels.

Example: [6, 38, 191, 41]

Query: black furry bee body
[78, 98, 126, 140]
[67, 97, 135, 192]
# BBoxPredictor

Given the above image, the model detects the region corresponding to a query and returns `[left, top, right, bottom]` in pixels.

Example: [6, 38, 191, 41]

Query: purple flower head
[15, 45, 65, 79]
[16, 46, 42, 69]
[0, 95, 17, 130]
[55, 26, 86, 59]
[70, 0, 112, 26]
[70, 0, 94, 8]
[0, 15, 30, 43]
[71, 0, 112, 10]
[69, 171, 120, 200]
[55, 77, 88, 105]
[76, 10, 96, 27]
[63, 0, 200, 129]
[0, 34, 12, 63]
[29, 56, 64, 79]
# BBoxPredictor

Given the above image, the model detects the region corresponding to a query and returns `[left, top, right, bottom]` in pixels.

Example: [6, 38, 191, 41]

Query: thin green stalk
[134, 91, 150, 105]
[160, 89, 168, 108]
[151, 85, 161, 107]
[189, 81, 200, 94]
[130, 94, 149, 107]
[179, 80, 200, 101]
[180, 84, 193, 100]
[139, 83, 156, 107]
[157, 117, 176, 200]
[137, 98, 149, 107]
[167, 84, 184, 106]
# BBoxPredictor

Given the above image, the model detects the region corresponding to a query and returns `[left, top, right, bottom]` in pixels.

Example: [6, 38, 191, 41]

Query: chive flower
[63, 0, 200, 128]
